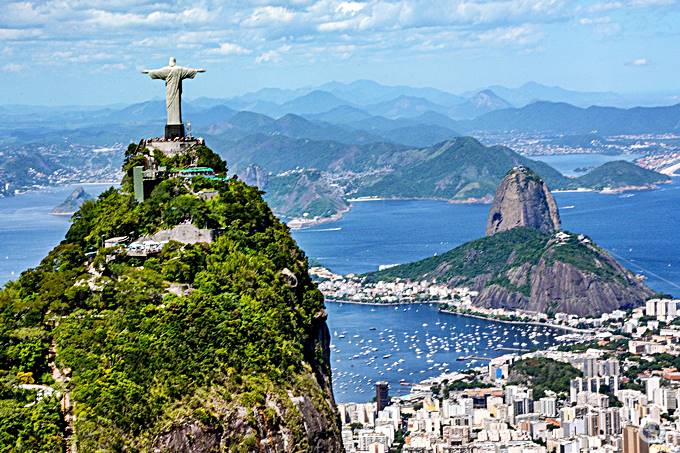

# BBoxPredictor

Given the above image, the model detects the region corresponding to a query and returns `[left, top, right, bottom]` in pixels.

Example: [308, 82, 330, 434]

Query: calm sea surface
[530, 153, 641, 177]
[0, 184, 113, 283]
[0, 155, 678, 402]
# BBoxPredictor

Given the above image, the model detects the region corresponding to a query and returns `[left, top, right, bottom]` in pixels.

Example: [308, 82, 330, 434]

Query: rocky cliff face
[472, 232, 655, 317]
[486, 166, 561, 236]
[152, 310, 343, 453]
[369, 226, 654, 317]
[241, 164, 269, 188]
[51, 186, 92, 215]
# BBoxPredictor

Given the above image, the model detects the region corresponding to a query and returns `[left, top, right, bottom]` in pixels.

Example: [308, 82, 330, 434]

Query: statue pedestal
[165, 124, 185, 140]
[144, 137, 204, 157]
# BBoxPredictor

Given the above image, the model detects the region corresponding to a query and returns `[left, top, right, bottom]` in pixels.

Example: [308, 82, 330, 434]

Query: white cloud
[255, 50, 283, 64]
[209, 42, 252, 56]
[629, 0, 675, 6]
[2, 63, 26, 72]
[579, 16, 621, 36]
[86, 7, 214, 28]
[0, 28, 42, 40]
[243, 6, 296, 27]
[255, 45, 291, 64]
[478, 25, 543, 46]
[0, 0, 671, 79]
[626, 57, 650, 66]
[587, 1, 625, 12]
[94, 62, 127, 73]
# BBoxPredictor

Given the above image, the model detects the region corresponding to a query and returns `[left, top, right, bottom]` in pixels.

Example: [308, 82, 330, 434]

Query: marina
[327, 302, 571, 403]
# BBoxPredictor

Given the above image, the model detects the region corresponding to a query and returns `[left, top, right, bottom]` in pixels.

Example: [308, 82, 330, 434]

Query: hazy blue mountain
[364, 95, 451, 118]
[410, 111, 461, 130]
[279, 90, 352, 115]
[266, 114, 383, 144]
[463, 101, 680, 135]
[220, 110, 276, 130]
[218, 134, 411, 174]
[218, 98, 282, 117]
[345, 115, 420, 133]
[306, 105, 373, 123]
[379, 124, 460, 147]
[229, 86, 308, 105]
[318, 79, 465, 106]
[205, 111, 384, 145]
[184, 105, 238, 131]
[481, 81, 624, 107]
[99, 100, 167, 124]
[449, 89, 513, 119]
[189, 96, 232, 109]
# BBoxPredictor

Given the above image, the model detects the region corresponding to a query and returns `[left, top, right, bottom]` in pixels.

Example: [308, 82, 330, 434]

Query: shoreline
[286, 206, 351, 230]
[9, 181, 119, 197]
[438, 308, 592, 333]
[325, 299, 592, 333]
[289, 182, 669, 228]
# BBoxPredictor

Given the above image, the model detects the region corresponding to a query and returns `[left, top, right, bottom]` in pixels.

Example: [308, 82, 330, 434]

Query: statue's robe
[147, 66, 198, 126]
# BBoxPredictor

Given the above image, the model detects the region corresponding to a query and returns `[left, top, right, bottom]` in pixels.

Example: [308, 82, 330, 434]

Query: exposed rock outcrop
[369, 227, 655, 317]
[486, 166, 561, 236]
[137, 222, 215, 245]
[51, 186, 92, 216]
[241, 164, 269, 188]
[471, 232, 655, 317]
[152, 311, 343, 453]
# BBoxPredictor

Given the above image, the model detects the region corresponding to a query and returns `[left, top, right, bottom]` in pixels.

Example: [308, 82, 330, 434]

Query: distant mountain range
[218, 135, 670, 220]
[1, 79, 678, 220]
[460, 101, 680, 135]
[4, 76, 680, 151]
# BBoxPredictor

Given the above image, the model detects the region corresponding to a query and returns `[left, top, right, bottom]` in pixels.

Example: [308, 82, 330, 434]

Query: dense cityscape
[337, 298, 680, 452]
[3, 1, 680, 449]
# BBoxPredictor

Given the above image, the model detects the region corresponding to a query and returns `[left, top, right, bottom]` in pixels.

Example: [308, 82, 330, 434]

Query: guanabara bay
[5, 7, 680, 452]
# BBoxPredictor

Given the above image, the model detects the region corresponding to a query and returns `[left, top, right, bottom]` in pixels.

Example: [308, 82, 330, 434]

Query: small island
[50, 187, 92, 216]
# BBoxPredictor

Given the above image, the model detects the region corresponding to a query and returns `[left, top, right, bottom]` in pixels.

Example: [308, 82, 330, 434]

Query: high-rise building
[376, 381, 390, 413]
[538, 397, 557, 418]
[597, 407, 621, 436]
[623, 425, 649, 453]
[646, 377, 661, 405]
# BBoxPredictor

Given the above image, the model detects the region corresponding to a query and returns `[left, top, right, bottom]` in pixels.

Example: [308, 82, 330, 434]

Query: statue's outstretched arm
[144, 68, 170, 79]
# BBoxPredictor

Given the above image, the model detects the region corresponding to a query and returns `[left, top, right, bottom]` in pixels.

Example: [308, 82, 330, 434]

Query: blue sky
[0, 0, 679, 105]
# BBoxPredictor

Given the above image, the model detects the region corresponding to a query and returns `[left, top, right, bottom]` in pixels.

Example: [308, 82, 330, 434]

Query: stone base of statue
[165, 124, 185, 140]
[144, 137, 204, 157]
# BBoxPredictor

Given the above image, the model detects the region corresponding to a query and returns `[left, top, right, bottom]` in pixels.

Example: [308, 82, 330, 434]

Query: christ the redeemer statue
[142, 57, 205, 139]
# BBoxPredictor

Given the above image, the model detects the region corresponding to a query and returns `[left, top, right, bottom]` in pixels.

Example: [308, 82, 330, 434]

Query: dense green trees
[509, 357, 582, 398]
[0, 144, 328, 450]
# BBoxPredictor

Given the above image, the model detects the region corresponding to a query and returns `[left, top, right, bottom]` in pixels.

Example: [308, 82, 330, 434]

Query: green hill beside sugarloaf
[0, 144, 342, 451]
[354, 137, 669, 201]
[366, 227, 654, 317]
[563, 160, 668, 190]
[217, 135, 668, 220]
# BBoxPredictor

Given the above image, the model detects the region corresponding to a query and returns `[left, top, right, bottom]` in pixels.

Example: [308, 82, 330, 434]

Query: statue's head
[169, 57, 176, 67]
